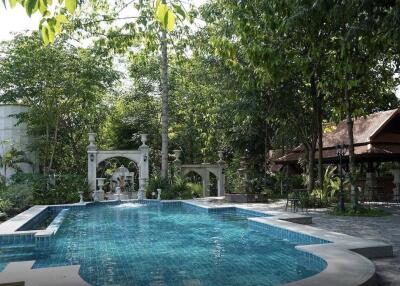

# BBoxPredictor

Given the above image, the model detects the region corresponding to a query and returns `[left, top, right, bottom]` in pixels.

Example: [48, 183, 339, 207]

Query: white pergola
[87, 133, 149, 201]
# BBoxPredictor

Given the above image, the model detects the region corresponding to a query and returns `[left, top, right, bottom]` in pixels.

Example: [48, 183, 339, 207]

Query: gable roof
[323, 109, 399, 148]
[273, 108, 400, 164]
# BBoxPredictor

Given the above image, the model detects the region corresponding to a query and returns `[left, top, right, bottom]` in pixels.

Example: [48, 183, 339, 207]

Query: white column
[87, 152, 97, 192]
[87, 133, 98, 193]
[138, 134, 149, 200]
[217, 168, 225, 197]
[202, 171, 210, 197]
[217, 151, 225, 197]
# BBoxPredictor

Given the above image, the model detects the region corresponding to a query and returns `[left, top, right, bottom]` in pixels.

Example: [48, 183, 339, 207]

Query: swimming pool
[0, 202, 328, 286]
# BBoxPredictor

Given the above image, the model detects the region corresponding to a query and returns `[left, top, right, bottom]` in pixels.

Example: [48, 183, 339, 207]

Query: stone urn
[173, 150, 182, 162]
[141, 134, 148, 146]
[93, 178, 105, 202]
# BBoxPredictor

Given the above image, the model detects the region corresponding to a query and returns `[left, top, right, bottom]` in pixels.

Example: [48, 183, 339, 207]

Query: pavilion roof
[273, 108, 400, 164]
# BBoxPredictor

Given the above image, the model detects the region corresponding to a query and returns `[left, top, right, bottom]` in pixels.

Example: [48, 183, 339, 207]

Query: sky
[0, 2, 399, 98]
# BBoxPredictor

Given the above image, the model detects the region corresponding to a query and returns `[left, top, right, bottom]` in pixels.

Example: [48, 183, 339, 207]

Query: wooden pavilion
[271, 108, 400, 201]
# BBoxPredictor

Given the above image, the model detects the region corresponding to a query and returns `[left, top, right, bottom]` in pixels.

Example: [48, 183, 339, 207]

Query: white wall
[0, 104, 36, 179]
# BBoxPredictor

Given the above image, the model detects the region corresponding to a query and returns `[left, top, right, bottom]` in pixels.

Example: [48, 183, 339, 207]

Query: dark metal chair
[286, 188, 309, 212]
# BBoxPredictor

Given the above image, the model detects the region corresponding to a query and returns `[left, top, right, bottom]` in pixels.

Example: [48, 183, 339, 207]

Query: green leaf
[155, 3, 168, 23]
[48, 25, 55, 43]
[165, 9, 175, 32]
[172, 3, 185, 19]
[41, 25, 49, 45]
[8, 0, 18, 8]
[25, 0, 38, 16]
[38, 0, 47, 15]
[65, 0, 76, 14]
[56, 13, 68, 23]
[54, 20, 61, 33]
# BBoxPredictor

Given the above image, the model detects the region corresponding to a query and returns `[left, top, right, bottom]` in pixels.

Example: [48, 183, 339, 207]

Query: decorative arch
[87, 133, 149, 201]
[96, 151, 143, 166]
[174, 150, 226, 197]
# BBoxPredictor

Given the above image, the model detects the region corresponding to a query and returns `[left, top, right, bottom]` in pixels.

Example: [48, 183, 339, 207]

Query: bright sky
[0, 4, 41, 40]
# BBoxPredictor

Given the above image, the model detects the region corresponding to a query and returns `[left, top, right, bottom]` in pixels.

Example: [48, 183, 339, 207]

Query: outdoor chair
[286, 188, 309, 213]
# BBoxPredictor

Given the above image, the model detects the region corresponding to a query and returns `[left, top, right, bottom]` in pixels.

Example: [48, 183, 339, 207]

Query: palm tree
[0, 147, 27, 182]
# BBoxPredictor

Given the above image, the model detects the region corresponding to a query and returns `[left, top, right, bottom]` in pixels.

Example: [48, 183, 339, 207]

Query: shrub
[0, 198, 12, 216]
[145, 174, 194, 200]
[187, 182, 203, 198]
[0, 183, 33, 216]
[32, 174, 90, 205]
[145, 175, 170, 199]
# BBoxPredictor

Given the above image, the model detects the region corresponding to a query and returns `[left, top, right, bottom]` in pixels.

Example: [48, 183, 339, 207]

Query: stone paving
[194, 198, 400, 286]
[310, 206, 400, 286]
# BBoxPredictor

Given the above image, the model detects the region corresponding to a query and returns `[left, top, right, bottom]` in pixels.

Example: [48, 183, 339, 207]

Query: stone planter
[225, 193, 268, 203]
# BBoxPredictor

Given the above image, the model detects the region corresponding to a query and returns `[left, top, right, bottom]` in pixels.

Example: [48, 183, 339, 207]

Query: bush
[187, 183, 203, 198]
[145, 175, 170, 199]
[0, 198, 12, 215]
[0, 183, 33, 216]
[32, 174, 90, 205]
[145, 174, 195, 200]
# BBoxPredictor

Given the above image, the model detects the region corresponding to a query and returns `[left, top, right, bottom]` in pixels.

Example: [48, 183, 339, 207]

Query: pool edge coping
[0, 199, 393, 286]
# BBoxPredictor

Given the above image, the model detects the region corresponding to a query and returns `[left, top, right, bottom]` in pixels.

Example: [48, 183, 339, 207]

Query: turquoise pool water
[0, 203, 327, 285]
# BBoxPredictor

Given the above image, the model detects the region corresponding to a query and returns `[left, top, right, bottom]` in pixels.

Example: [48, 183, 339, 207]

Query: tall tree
[0, 33, 117, 174]
[160, 0, 170, 178]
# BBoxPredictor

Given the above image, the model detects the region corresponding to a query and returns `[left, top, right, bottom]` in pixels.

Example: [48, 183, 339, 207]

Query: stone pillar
[391, 169, 400, 202]
[138, 134, 149, 200]
[202, 171, 210, 197]
[87, 133, 97, 193]
[217, 151, 225, 197]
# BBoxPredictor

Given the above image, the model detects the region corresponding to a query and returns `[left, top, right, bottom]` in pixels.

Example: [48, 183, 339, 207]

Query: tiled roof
[323, 109, 398, 147]
[274, 108, 400, 163]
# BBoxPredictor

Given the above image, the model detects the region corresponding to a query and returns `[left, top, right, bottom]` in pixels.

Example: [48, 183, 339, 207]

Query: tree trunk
[345, 77, 358, 208]
[317, 95, 324, 189]
[345, 86, 355, 174]
[48, 118, 59, 172]
[264, 119, 269, 175]
[160, 6, 169, 179]
[311, 72, 324, 190]
[307, 142, 316, 192]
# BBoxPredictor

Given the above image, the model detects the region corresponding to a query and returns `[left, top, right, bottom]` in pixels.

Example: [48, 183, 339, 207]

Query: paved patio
[195, 198, 400, 286]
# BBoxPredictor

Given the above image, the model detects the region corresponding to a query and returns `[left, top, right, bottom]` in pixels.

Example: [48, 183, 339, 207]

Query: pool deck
[193, 198, 399, 286]
[0, 199, 396, 286]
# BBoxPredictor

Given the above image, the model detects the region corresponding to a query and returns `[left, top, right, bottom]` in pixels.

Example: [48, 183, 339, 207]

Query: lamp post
[336, 143, 347, 213]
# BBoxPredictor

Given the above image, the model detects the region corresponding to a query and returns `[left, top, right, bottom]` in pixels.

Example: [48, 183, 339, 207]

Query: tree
[0, 145, 26, 181]
[0, 33, 118, 174]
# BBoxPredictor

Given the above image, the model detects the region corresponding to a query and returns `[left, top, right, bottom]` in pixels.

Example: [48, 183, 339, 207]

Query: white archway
[87, 133, 149, 201]
[174, 150, 225, 197]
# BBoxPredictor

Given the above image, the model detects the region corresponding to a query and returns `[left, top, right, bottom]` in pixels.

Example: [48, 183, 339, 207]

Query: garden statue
[157, 188, 162, 200]
[79, 191, 84, 204]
